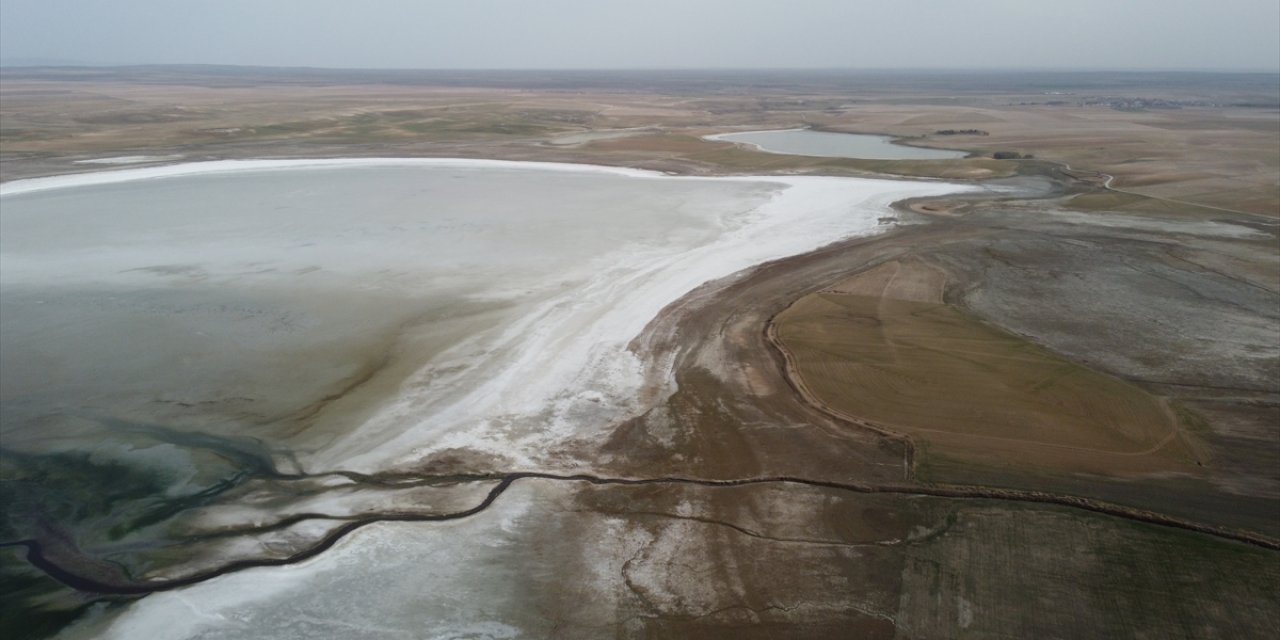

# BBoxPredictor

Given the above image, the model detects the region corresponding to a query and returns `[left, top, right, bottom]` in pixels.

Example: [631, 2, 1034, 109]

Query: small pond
[705, 128, 968, 160]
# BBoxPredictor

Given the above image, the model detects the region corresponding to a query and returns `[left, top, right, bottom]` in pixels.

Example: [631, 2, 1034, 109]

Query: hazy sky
[2, 0, 1277, 70]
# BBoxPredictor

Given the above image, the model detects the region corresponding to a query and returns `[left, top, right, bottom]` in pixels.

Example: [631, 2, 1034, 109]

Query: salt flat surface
[62, 481, 547, 640]
[0, 158, 654, 198]
[1, 159, 973, 475]
[72, 155, 184, 165]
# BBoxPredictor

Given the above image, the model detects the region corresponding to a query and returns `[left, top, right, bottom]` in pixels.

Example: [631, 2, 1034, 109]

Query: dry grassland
[774, 259, 1200, 475]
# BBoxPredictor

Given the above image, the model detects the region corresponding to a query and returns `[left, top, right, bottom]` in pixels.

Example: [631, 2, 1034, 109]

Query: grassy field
[774, 259, 1201, 476]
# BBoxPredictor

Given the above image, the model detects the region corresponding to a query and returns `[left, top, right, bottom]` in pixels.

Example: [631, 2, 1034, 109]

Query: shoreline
[0, 157, 662, 196]
[0, 152, 975, 196]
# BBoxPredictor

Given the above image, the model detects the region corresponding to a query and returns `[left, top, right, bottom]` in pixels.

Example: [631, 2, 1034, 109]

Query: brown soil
[772, 260, 1198, 476]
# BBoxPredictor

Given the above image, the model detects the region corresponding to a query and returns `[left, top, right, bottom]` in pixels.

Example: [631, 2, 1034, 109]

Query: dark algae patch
[1, 548, 97, 640]
[2, 449, 172, 540]
[0, 452, 162, 640]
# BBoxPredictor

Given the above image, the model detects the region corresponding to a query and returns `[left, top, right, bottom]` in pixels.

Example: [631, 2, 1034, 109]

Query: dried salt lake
[0, 159, 972, 638]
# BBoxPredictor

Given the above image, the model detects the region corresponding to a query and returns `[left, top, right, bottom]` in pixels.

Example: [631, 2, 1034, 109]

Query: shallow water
[706, 128, 968, 160]
[0, 160, 969, 474]
[1, 162, 768, 465]
[0, 159, 975, 638]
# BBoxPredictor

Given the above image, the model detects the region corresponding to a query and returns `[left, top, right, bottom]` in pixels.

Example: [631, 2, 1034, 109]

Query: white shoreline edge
[0, 158, 670, 197]
[702, 128, 808, 154]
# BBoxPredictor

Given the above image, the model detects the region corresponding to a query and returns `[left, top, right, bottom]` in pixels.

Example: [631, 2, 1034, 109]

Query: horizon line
[3, 62, 1279, 75]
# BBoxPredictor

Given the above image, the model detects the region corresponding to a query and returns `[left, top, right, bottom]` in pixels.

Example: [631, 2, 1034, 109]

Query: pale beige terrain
[774, 260, 1199, 476]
